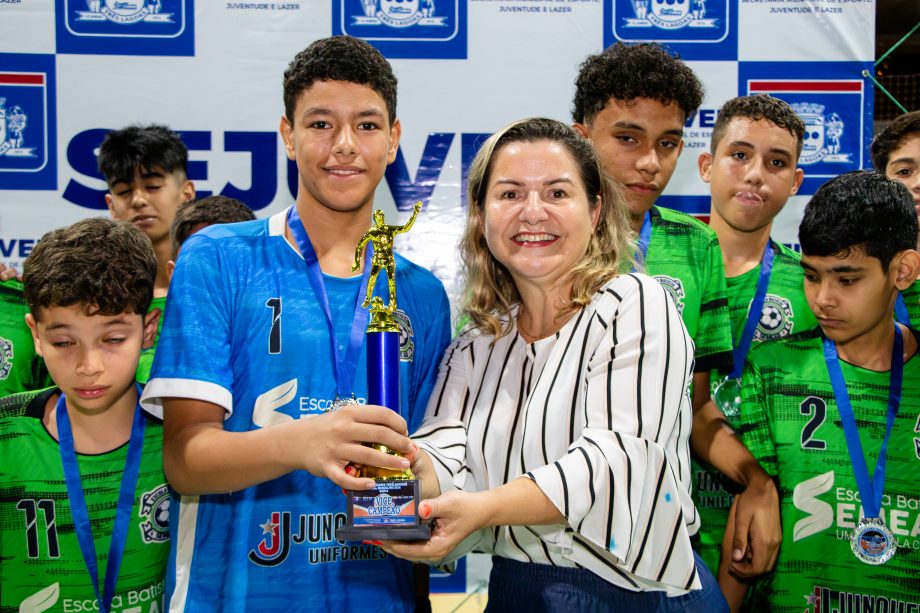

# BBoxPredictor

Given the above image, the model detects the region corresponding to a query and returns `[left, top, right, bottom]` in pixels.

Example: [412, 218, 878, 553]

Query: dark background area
[874, 0, 919, 121]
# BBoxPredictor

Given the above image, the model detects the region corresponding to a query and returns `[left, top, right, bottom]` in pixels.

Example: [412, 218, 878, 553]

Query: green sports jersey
[644, 206, 733, 373]
[902, 279, 920, 326]
[0, 280, 51, 397]
[737, 328, 920, 611]
[0, 388, 169, 613]
[694, 241, 819, 571]
[135, 296, 166, 385]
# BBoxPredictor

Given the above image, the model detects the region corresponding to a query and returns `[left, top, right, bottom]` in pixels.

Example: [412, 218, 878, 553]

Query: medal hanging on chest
[713, 376, 743, 418]
[287, 206, 372, 411]
[823, 326, 904, 565]
[715, 243, 775, 417]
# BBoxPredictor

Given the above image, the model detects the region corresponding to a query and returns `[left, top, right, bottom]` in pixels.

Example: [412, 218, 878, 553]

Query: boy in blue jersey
[141, 36, 451, 612]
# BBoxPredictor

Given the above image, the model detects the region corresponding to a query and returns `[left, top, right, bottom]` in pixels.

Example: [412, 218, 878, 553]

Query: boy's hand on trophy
[298, 404, 412, 491]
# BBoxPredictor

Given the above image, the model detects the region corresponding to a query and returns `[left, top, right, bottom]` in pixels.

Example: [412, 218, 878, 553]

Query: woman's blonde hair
[461, 117, 635, 338]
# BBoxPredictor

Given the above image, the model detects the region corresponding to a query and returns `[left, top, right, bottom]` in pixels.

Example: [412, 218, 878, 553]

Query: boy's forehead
[801, 246, 875, 270]
[715, 117, 797, 152]
[36, 304, 143, 326]
[294, 80, 390, 120]
[891, 133, 920, 161]
[108, 165, 171, 186]
[596, 96, 685, 129]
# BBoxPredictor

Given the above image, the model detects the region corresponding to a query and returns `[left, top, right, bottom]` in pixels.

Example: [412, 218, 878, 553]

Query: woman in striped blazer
[380, 117, 728, 612]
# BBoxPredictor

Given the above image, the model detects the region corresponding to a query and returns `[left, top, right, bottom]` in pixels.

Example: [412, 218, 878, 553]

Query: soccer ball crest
[139, 484, 170, 543]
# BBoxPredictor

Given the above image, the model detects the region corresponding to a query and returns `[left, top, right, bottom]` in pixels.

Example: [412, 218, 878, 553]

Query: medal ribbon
[895, 293, 911, 326]
[56, 388, 145, 613]
[727, 241, 775, 379]
[287, 206, 372, 399]
[637, 210, 652, 262]
[822, 325, 903, 519]
[630, 210, 653, 274]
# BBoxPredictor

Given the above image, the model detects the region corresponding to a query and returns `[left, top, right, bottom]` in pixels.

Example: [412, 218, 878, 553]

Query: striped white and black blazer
[414, 273, 701, 595]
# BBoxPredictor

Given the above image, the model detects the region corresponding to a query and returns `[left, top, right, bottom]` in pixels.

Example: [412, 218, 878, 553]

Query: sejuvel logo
[609, 0, 733, 58]
[75, 0, 174, 25]
[352, 0, 446, 28]
[622, 0, 718, 31]
[0, 55, 56, 191]
[334, 0, 466, 59]
[791, 102, 852, 166]
[57, 0, 194, 56]
[0, 98, 35, 159]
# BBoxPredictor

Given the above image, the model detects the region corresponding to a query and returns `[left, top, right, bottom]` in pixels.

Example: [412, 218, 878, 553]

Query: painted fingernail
[420, 502, 431, 519]
[371, 540, 382, 546]
[345, 465, 356, 476]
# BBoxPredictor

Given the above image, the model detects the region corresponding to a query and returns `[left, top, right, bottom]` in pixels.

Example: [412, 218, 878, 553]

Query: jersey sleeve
[526, 275, 699, 590]
[694, 233, 734, 374]
[406, 284, 451, 433]
[737, 350, 778, 476]
[140, 235, 235, 417]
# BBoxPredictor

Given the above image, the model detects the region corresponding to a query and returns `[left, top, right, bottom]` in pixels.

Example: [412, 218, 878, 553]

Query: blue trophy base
[336, 479, 431, 541]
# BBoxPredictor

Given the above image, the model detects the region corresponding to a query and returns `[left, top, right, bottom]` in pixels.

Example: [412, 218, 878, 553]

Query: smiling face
[280, 80, 401, 216]
[105, 166, 194, 246]
[26, 306, 156, 417]
[575, 97, 685, 217]
[479, 140, 601, 294]
[884, 133, 920, 215]
[700, 117, 804, 234]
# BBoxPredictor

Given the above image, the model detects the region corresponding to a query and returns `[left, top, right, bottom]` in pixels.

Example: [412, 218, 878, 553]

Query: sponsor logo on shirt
[139, 484, 170, 543]
[755, 294, 794, 340]
[393, 308, 414, 362]
[248, 511, 388, 567]
[791, 472, 920, 550]
[803, 586, 918, 613]
[0, 336, 12, 380]
[653, 275, 686, 314]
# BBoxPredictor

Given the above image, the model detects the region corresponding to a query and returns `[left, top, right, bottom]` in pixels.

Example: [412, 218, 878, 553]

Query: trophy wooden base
[336, 479, 431, 541]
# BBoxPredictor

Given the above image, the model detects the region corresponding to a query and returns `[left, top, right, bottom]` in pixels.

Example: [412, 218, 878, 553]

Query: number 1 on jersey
[266, 298, 282, 355]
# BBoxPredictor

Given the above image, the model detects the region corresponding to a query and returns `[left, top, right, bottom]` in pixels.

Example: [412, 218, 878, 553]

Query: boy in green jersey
[573, 43, 780, 581]
[694, 95, 816, 595]
[0, 279, 52, 396]
[0, 218, 167, 613]
[872, 111, 920, 324]
[99, 125, 195, 383]
[738, 171, 920, 611]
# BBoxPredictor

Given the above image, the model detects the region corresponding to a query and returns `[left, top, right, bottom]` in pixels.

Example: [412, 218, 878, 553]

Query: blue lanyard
[637, 210, 652, 261]
[56, 389, 145, 613]
[822, 326, 903, 519]
[631, 211, 652, 274]
[895, 293, 911, 326]
[727, 242, 775, 379]
[287, 206, 372, 398]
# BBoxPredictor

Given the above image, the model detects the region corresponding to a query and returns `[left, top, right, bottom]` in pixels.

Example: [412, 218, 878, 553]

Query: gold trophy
[335, 203, 430, 540]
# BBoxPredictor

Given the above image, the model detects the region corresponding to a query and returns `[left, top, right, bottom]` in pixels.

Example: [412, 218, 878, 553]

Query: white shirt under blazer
[413, 273, 701, 595]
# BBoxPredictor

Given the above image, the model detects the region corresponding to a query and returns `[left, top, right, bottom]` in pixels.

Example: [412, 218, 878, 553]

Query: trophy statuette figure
[335, 202, 431, 541]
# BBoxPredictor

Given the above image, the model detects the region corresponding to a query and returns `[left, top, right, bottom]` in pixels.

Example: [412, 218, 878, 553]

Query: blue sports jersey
[141, 209, 451, 612]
